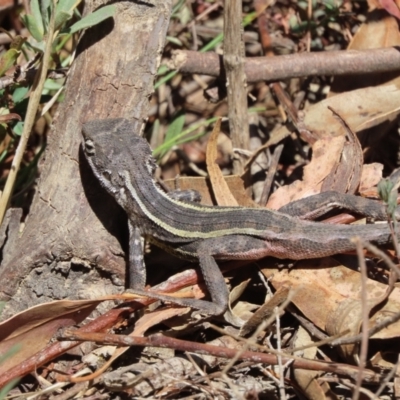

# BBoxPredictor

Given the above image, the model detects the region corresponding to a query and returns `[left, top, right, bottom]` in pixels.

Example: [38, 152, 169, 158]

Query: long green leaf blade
[66, 5, 116, 34]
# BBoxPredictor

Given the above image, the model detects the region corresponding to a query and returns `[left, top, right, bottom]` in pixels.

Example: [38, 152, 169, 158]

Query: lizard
[81, 118, 399, 316]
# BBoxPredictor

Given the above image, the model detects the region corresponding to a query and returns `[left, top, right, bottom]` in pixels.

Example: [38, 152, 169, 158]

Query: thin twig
[352, 238, 369, 400]
[223, 0, 249, 174]
[275, 306, 286, 400]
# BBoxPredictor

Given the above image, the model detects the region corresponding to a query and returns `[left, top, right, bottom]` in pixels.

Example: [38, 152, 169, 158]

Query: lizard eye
[84, 139, 95, 155]
[102, 170, 112, 180]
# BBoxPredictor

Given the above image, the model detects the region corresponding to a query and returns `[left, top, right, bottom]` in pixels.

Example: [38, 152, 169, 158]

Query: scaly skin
[82, 118, 398, 316]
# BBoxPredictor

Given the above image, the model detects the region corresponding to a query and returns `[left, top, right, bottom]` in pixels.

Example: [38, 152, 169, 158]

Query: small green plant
[0, 0, 116, 222]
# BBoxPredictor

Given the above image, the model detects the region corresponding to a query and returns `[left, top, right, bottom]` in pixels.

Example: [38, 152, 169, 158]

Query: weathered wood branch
[0, 0, 173, 318]
[169, 47, 400, 82]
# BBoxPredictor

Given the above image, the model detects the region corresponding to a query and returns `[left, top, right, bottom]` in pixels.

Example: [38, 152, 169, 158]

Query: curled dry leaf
[267, 135, 346, 209]
[261, 257, 400, 360]
[0, 298, 110, 374]
[293, 327, 337, 400]
[267, 84, 400, 209]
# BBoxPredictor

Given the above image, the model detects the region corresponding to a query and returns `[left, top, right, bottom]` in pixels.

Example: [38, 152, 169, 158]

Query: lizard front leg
[127, 221, 146, 290]
[125, 236, 270, 316]
[125, 257, 228, 316]
[124, 238, 230, 316]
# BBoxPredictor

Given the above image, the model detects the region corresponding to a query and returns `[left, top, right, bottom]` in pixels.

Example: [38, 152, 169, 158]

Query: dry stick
[0, 9, 56, 224]
[352, 238, 370, 400]
[60, 330, 381, 382]
[274, 306, 286, 400]
[260, 143, 283, 206]
[223, 0, 249, 175]
[254, 0, 290, 122]
[374, 358, 400, 398]
[170, 47, 400, 83]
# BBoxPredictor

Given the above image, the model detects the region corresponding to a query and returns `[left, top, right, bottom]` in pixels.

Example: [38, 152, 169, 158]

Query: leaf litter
[4, 1, 400, 399]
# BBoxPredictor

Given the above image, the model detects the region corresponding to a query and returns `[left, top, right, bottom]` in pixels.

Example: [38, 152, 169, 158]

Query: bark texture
[0, 0, 173, 319]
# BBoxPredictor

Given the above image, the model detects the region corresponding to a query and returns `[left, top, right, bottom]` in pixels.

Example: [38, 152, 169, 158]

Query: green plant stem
[0, 5, 55, 224]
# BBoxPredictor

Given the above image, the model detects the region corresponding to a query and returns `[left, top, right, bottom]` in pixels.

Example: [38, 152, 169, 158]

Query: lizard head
[82, 118, 156, 197]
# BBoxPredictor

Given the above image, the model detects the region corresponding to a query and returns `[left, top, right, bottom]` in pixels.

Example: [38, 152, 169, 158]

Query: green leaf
[0, 379, 19, 400]
[21, 14, 43, 42]
[165, 111, 186, 143]
[66, 5, 116, 34]
[25, 38, 45, 53]
[40, 0, 52, 30]
[55, 0, 82, 30]
[12, 86, 30, 104]
[10, 35, 26, 51]
[55, 10, 73, 31]
[0, 49, 19, 76]
[153, 116, 219, 157]
[166, 36, 182, 46]
[378, 179, 394, 203]
[44, 79, 64, 90]
[56, 0, 79, 15]
[158, 111, 186, 158]
[378, 178, 397, 220]
[31, 0, 44, 36]
[13, 121, 24, 136]
[0, 344, 21, 400]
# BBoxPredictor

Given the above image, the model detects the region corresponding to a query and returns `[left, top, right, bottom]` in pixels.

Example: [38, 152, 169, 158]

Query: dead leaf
[267, 136, 346, 209]
[206, 118, 239, 206]
[0, 298, 107, 373]
[293, 327, 338, 400]
[359, 163, 384, 193]
[261, 257, 400, 359]
[320, 108, 363, 194]
[331, 9, 400, 94]
[0, 113, 21, 123]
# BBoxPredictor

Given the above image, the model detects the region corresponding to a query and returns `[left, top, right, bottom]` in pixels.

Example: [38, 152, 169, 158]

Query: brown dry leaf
[267, 136, 346, 209]
[267, 84, 400, 208]
[370, 351, 399, 369]
[261, 258, 400, 356]
[306, 85, 400, 138]
[267, 83, 400, 150]
[0, 113, 21, 123]
[331, 9, 400, 94]
[227, 278, 252, 323]
[368, 0, 400, 19]
[133, 306, 191, 336]
[359, 163, 384, 193]
[0, 298, 108, 373]
[164, 176, 258, 207]
[320, 109, 363, 194]
[206, 118, 239, 206]
[293, 327, 338, 400]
